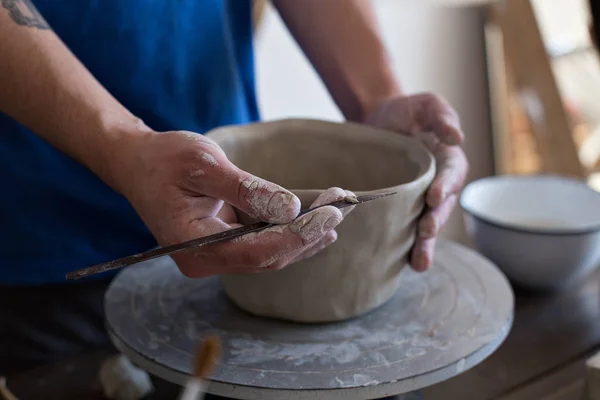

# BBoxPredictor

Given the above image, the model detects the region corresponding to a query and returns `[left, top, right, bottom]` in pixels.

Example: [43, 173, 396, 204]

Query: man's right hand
[116, 130, 350, 278]
[0, 1, 350, 278]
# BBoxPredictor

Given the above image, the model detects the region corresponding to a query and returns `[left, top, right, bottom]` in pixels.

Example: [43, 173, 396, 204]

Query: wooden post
[484, 12, 514, 175]
[488, 0, 586, 178]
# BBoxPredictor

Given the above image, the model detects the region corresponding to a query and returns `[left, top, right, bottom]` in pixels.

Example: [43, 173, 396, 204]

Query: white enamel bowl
[459, 175, 600, 290]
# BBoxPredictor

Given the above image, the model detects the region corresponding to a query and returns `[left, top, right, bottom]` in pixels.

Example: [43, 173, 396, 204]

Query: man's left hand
[364, 93, 469, 272]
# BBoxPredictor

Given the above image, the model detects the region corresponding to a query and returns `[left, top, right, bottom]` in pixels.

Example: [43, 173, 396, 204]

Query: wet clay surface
[206, 119, 436, 323]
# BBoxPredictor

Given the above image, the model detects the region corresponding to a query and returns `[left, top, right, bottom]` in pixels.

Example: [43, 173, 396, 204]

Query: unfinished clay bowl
[205, 119, 435, 323]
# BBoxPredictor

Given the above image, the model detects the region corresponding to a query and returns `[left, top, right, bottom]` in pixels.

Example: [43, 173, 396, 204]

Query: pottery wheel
[105, 239, 514, 400]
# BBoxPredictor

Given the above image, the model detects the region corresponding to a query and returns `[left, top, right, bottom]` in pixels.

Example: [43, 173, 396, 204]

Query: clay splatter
[344, 195, 359, 204]
[334, 374, 380, 388]
[179, 132, 199, 142]
[289, 209, 341, 243]
[405, 347, 427, 358]
[201, 153, 218, 166]
[232, 224, 286, 244]
[104, 239, 513, 392]
[241, 177, 298, 222]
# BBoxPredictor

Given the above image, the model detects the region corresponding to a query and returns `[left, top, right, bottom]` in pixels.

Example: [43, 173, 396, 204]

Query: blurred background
[251, 0, 599, 247]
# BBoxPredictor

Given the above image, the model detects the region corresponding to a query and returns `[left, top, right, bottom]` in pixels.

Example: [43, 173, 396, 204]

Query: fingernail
[268, 192, 297, 221]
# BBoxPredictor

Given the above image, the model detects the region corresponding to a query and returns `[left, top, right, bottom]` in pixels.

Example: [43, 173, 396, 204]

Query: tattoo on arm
[1, 0, 49, 30]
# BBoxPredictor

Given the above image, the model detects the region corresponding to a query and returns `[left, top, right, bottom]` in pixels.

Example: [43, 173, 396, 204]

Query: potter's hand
[288, 187, 356, 264]
[365, 93, 469, 272]
[120, 130, 345, 277]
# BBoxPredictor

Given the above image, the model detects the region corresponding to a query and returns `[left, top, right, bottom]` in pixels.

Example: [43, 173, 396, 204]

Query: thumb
[231, 171, 301, 223]
[186, 147, 301, 223]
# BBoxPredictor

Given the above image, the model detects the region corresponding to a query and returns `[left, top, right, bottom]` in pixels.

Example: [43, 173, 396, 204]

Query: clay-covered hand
[118, 130, 349, 278]
[287, 187, 356, 264]
[365, 93, 469, 272]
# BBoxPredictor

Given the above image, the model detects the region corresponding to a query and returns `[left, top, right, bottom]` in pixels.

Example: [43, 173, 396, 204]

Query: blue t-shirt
[0, 0, 259, 284]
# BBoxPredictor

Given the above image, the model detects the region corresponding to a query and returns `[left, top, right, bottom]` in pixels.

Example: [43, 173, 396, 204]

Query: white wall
[532, 0, 590, 54]
[254, 1, 494, 244]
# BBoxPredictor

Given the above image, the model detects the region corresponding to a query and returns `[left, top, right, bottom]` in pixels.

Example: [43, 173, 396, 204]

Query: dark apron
[0, 280, 112, 375]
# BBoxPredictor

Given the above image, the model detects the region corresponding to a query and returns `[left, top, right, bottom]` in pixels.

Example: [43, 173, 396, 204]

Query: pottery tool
[105, 239, 514, 400]
[178, 335, 221, 400]
[65, 192, 396, 280]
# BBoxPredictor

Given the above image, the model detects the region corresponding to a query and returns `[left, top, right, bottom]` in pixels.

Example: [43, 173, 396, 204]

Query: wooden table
[423, 267, 600, 400]
[4, 267, 600, 400]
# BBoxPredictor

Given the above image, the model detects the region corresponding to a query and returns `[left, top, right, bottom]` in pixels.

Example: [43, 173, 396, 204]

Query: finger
[169, 215, 235, 273]
[232, 173, 301, 223]
[222, 205, 342, 272]
[288, 229, 338, 265]
[410, 236, 437, 272]
[369, 93, 463, 146]
[424, 94, 464, 146]
[176, 206, 343, 277]
[221, 187, 355, 229]
[426, 146, 468, 208]
[418, 195, 457, 239]
[181, 141, 301, 224]
[276, 187, 352, 266]
[153, 195, 224, 244]
[311, 187, 347, 206]
[310, 187, 356, 218]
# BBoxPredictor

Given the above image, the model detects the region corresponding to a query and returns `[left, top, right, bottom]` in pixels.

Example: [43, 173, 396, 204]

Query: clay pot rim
[206, 118, 436, 193]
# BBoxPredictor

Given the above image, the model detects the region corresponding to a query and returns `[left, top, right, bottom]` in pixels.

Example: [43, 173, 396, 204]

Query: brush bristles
[194, 335, 222, 379]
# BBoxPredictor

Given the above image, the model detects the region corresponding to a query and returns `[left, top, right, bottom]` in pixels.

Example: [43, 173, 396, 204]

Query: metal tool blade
[65, 192, 396, 280]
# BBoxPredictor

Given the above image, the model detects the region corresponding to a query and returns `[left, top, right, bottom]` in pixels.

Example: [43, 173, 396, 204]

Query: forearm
[0, 1, 148, 192]
[272, 0, 402, 122]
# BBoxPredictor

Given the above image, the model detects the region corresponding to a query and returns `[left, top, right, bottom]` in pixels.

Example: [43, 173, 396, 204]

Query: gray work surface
[105, 239, 514, 400]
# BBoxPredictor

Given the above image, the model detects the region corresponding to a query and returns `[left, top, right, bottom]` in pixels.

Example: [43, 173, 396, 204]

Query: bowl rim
[459, 174, 600, 236]
[205, 118, 437, 194]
